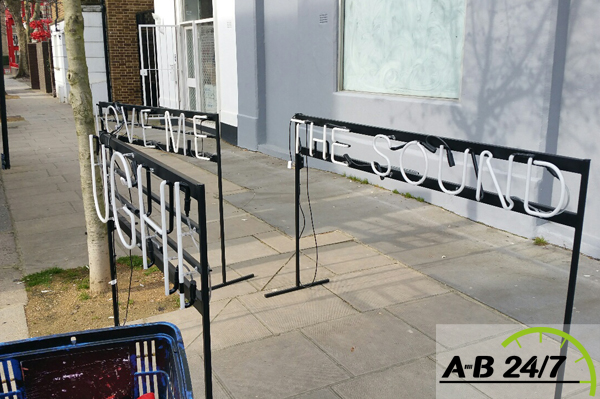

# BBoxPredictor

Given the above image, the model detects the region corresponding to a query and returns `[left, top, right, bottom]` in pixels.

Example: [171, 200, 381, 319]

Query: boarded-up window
[342, 0, 466, 99]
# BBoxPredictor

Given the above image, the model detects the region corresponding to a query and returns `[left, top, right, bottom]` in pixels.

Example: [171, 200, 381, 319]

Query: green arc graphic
[501, 327, 596, 396]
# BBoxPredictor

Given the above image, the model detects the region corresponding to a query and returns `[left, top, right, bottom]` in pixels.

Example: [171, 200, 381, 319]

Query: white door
[138, 24, 180, 109]
[183, 26, 198, 110]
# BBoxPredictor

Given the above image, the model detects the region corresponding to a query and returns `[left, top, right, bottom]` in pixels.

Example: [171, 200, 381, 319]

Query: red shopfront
[5, 9, 19, 71]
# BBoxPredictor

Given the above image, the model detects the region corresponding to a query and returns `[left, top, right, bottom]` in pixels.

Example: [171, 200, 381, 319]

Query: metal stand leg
[212, 120, 253, 290]
[265, 153, 328, 299]
[198, 186, 213, 399]
[554, 161, 590, 399]
[107, 219, 120, 326]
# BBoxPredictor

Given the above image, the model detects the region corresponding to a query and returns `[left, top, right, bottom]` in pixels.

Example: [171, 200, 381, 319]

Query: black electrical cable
[301, 123, 319, 287]
[121, 170, 136, 326]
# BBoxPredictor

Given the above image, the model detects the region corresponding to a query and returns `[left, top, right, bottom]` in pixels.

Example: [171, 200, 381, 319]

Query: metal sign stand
[95, 133, 214, 399]
[97, 102, 254, 291]
[283, 114, 589, 398]
[0, 33, 10, 170]
[264, 152, 329, 298]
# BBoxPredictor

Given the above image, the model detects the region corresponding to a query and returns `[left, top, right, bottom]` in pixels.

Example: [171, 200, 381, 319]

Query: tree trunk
[63, 0, 110, 295]
[4, 0, 29, 77]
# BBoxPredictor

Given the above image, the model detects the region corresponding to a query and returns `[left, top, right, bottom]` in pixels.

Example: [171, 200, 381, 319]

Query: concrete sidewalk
[1, 76, 599, 398]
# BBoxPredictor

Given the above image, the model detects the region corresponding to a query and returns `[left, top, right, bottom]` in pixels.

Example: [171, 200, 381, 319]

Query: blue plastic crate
[0, 322, 193, 399]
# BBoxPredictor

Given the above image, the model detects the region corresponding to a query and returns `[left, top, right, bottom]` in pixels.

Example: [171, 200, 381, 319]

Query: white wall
[153, 0, 181, 109]
[215, 0, 238, 127]
[50, 8, 108, 107]
[235, 0, 600, 257]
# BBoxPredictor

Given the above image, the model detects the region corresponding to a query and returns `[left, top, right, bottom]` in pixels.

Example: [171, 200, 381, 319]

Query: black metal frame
[96, 132, 213, 399]
[97, 101, 254, 290]
[0, 34, 10, 170]
[264, 152, 330, 298]
[285, 114, 590, 397]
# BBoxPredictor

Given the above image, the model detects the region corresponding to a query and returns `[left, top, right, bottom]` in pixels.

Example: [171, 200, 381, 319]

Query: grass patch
[116, 255, 146, 270]
[345, 175, 369, 184]
[401, 192, 425, 202]
[533, 236, 549, 246]
[392, 189, 400, 194]
[23, 266, 89, 291]
[76, 278, 90, 290]
[143, 265, 161, 276]
[78, 292, 91, 301]
[23, 267, 65, 288]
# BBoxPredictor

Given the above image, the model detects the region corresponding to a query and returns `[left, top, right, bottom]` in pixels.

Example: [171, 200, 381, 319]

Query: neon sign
[89, 135, 195, 309]
[292, 119, 570, 219]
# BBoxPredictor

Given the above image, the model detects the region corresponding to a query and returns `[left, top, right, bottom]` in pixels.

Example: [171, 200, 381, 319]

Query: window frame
[336, 0, 466, 100]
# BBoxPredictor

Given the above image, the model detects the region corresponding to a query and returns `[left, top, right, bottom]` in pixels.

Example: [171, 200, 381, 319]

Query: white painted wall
[152, 0, 239, 122]
[153, 0, 180, 109]
[215, 0, 238, 126]
[50, 8, 108, 107]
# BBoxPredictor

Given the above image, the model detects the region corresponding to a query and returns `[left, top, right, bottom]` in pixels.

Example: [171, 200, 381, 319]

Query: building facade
[152, 0, 599, 257]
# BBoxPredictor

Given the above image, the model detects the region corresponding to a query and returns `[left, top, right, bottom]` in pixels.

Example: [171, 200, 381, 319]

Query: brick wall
[104, 0, 153, 104]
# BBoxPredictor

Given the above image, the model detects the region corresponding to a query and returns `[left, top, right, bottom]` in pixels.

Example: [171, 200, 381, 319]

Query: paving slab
[8, 201, 75, 222]
[0, 268, 27, 307]
[2, 169, 50, 182]
[206, 213, 274, 244]
[287, 388, 341, 399]
[418, 250, 600, 325]
[210, 298, 273, 350]
[326, 264, 449, 312]
[303, 241, 396, 275]
[0, 205, 12, 232]
[387, 293, 518, 349]
[3, 174, 66, 190]
[6, 190, 81, 209]
[303, 310, 435, 375]
[207, 236, 279, 267]
[0, 233, 19, 267]
[332, 358, 487, 399]
[214, 332, 350, 399]
[4, 183, 62, 200]
[232, 252, 334, 292]
[14, 213, 85, 236]
[254, 230, 353, 254]
[21, 242, 89, 273]
[184, 338, 233, 399]
[18, 226, 87, 254]
[239, 286, 358, 334]
[0, 305, 29, 342]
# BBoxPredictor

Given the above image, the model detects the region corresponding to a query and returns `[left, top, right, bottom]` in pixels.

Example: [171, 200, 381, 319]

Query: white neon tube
[438, 146, 470, 195]
[94, 106, 101, 134]
[174, 183, 185, 309]
[136, 165, 149, 269]
[105, 105, 120, 134]
[178, 113, 187, 155]
[140, 109, 155, 148]
[475, 150, 511, 210]
[307, 123, 324, 158]
[371, 134, 392, 177]
[89, 135, 110, 223]
[164, 111, 174, 152]
[398, 141, 428, 185]
[110, 152, 136, 250]
[160, 181, 169, 296]
[290, 118, 305, 154]
[193, 115, 210, 160]
[524, 158, 567, 218]
[504, 154, 516, 210]
[119, 106, 136, 143]
[331, 127, 350, 166]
